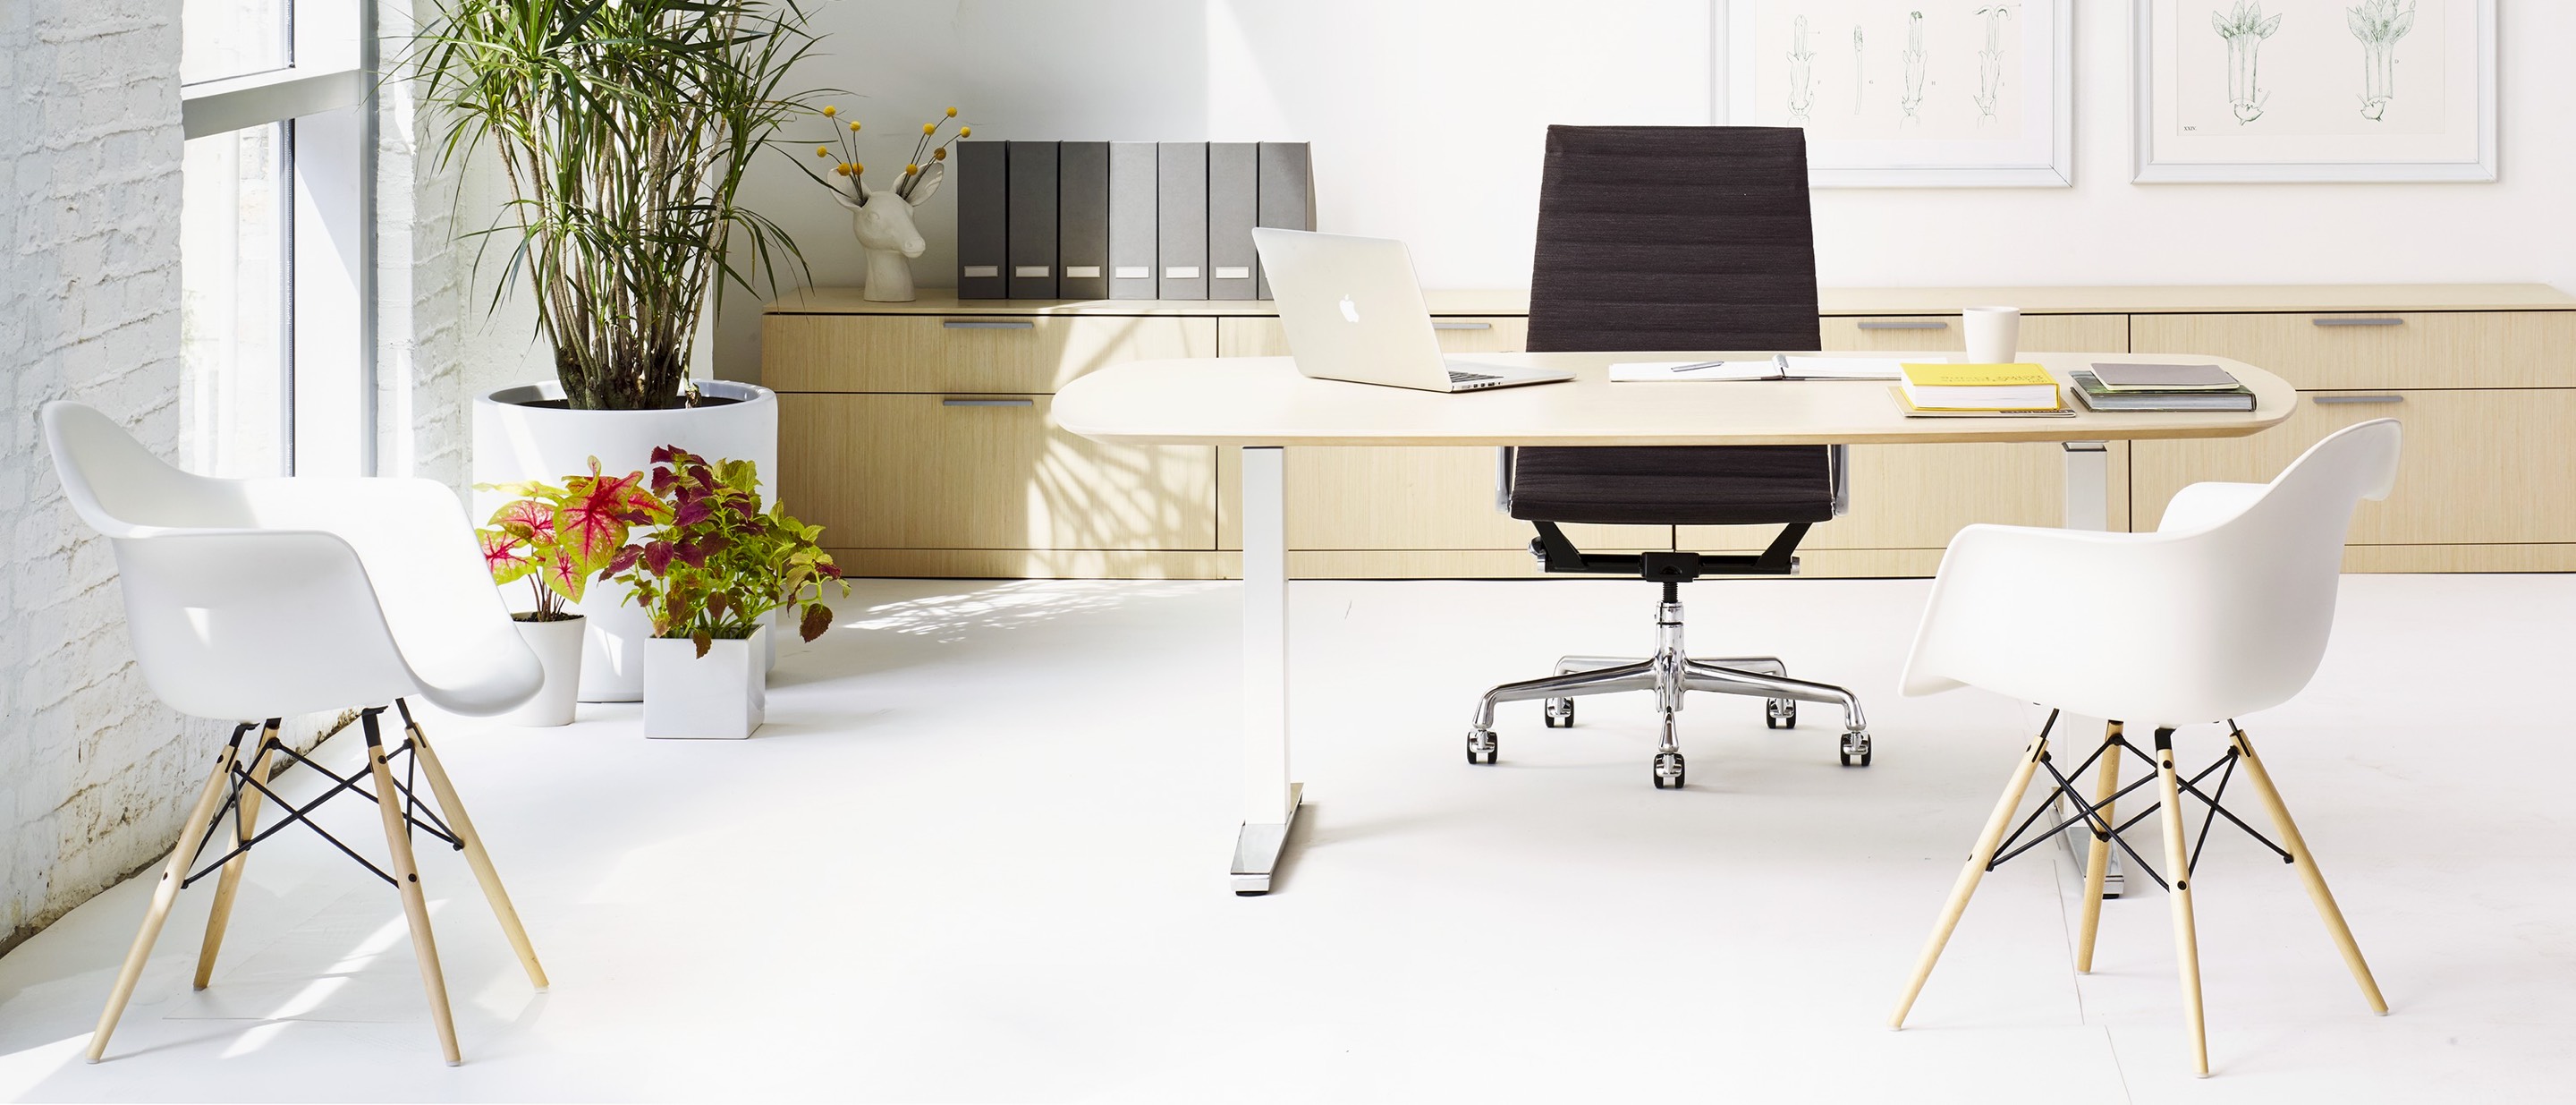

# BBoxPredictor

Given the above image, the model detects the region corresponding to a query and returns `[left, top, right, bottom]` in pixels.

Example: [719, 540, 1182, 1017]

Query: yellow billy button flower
[851, 163, 863, 175]
[957, 125, 970, 138]
[821, 105, 837, 117]
[833, 164, 849, 176]
[921, 122, 936, 135]
[932, 147, 947, 161]
[905, 163, 919, 174]
[945, 106, 958, 117]
[848, 121, 860, 132]
[816, 145, 830, 157]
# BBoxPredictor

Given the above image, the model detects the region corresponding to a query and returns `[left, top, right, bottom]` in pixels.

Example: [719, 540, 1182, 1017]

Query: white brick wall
[0, 0, 215, 955]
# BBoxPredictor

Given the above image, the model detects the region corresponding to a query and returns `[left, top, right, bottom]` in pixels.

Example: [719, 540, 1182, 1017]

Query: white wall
[713, 0, 2576, 380]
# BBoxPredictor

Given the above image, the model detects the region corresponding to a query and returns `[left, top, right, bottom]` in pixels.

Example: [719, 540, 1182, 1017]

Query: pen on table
[1666, 360, 1724, 374]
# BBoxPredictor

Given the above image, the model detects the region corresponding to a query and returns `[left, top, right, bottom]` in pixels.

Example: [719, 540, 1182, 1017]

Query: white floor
[3, 574, 2572, 1102]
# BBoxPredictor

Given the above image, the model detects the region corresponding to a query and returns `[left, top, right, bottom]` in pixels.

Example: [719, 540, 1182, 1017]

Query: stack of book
[1891, 362, 2071, 417]
[2069, 362, 2257, 412]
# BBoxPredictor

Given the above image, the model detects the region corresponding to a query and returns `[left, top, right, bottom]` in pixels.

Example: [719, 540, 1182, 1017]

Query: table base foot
[1230, 783, 1304, 896]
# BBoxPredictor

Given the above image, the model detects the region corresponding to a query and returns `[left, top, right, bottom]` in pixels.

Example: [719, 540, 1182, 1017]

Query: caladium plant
[606, 445, 847, 658]
[477, 460, 657, 621]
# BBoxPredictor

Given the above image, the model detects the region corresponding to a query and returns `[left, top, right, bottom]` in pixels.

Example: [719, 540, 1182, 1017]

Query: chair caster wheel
[1652, 751, 1685, 789]
[1765, 698, 1797, 730]
[1467, 729, 1499, 765]
[1839, 730, 1872, 768]
[1543, 698, 1574, 728]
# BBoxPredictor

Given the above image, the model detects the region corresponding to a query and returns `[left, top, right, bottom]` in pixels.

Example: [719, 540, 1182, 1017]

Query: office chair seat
[1509, 445, 1836, 526]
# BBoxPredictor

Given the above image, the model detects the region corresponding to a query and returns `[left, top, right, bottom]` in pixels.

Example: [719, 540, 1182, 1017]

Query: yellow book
[1898, 361, 2061, 411]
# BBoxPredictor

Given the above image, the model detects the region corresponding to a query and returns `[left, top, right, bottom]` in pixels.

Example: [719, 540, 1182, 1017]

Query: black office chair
[1465, 125, 1869, 789]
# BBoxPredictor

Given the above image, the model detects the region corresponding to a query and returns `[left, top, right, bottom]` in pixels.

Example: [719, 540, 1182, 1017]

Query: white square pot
[641, 625, 767, 739]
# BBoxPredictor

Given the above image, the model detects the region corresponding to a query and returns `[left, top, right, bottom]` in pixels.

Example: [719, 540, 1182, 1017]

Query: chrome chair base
[1466, 593, 1870, 787]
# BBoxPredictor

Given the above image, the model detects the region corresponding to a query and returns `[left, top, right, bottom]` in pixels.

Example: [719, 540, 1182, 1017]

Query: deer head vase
[836, 162, 943, 302]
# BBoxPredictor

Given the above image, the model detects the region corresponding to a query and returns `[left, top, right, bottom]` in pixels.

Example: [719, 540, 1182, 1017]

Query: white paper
[1607, 361, 1784, 382]
[1780, 356, 1911, 378]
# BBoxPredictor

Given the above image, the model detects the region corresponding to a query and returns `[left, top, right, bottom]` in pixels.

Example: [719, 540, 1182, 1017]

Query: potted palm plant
[476, 463, 656, 726]
[417, 0, 826, 701]
[607, 446, 846, 739]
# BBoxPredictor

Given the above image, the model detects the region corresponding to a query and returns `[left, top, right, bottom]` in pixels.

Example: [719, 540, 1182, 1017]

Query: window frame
[179, 0, 377, 477]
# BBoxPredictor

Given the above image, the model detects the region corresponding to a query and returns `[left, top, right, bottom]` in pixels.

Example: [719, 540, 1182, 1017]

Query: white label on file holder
[1165, 266, 1200, 279]
[1213, 267, 1251, 280]
[1114, 266, 1150, 279]
[1013, 266, 1050, 278]
[962, 266, 999, 278]
[1064, 266, 1103, 279]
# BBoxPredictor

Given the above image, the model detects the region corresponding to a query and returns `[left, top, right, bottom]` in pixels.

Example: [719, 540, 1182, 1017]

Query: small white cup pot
[1964, 306, 2021, 364]
[501, 614, 586, 727]
[641, 625, 769, 740]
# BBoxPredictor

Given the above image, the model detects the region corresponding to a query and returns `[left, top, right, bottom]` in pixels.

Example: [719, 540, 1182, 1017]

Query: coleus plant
[606, 445, 847, 657]
[477, 460, 657, 621]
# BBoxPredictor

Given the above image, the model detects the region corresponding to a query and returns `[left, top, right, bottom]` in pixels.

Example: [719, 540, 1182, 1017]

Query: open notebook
[1607, 355, 1917, 382]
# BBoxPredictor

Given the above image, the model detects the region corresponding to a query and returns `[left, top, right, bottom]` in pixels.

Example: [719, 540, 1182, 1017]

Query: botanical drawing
[1787, 15, 1818, 123]
[2212, 1, 2283, 124]
[1974, 5, 2012, 122]
[1852, 24, 1866, 115]
[1900, 11, 1927, 127]
[2347, 0, 2417, 121]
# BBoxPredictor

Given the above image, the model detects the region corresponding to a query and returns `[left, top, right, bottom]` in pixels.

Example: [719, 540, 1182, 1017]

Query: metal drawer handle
[1431, 321, 1493, 330]
[943, 319, 1036, 329]
[1856, 320, 1949, 330]
[941, 397, 1036, 407]
[2311, 394, 2405, 405]
[2312, 317, 2405, 327]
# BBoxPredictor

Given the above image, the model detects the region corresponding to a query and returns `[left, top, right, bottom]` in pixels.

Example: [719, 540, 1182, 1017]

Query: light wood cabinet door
[2133, 389, 2576, 545]
[1213, 316, 1669, 553]
[2131, 311, 2576, 390]
[1684, 312, 2135, 551]
[765, 314, 1216, 393]
[779, 394, 1216, 550]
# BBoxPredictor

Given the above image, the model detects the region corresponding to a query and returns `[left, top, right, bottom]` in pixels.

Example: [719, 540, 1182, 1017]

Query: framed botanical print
[1714, 0, 2073, 187]
[2133, 0, 2496, 182]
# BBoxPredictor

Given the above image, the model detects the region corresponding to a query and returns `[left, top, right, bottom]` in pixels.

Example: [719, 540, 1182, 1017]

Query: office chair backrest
[1525, 125, 1821, 353]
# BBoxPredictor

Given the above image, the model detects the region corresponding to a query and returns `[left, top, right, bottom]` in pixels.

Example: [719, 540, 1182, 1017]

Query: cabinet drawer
[779, 394, 1216, 550]
[1215, 315, 1530, 357]
[2131, 311, 2576, 390]
[2134, 389, 2576, 545]
[1821, 313, 2128, 355]
[1682, 441, 2130, 552]
[765, 314, 1216, 393]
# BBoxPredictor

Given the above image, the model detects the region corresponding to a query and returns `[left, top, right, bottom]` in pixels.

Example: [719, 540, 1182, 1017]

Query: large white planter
[640, 626, 767, 739]
[500, 615, 586, 727]
[472, 380, 778, 701]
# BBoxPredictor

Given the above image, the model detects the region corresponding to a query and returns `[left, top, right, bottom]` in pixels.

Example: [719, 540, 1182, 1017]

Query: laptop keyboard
[1447, 370, 1500, 384]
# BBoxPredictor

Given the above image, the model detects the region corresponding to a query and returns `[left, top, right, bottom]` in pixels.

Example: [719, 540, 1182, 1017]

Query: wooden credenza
[764, 285, 2576, 579]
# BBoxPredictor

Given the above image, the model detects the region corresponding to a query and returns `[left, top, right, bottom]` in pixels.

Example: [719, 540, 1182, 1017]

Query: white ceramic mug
[1964, 306, 2021, 363]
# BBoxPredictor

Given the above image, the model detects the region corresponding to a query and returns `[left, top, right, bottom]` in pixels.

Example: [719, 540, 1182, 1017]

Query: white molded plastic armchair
[43, 401, 548, 1067]
[1886, 419, 2401, 1078]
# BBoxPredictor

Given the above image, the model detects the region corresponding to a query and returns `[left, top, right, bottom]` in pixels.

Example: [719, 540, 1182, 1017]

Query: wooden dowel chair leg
[2154, 728, 2211, 1078]
[2230, 726, 2388, 1016]
[2076, 721, 2124, 973]
[361, 710, 462, 1067]
[1890, 723, 2055, 1029]
[87, 728, 248, 1063]
[194, 719, 278, 990]
[402, 709, 548, 990]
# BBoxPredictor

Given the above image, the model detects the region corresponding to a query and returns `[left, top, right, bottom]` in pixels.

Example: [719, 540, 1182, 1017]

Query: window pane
[181, 0, 291, 86]
[181, 124, 290, 477]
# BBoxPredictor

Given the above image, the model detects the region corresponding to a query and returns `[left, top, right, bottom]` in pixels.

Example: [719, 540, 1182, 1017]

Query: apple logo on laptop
[1338, 294, 1360, 323]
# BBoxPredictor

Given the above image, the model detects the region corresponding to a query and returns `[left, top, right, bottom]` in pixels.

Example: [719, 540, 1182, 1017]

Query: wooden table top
[1053, 352, 2297, 447]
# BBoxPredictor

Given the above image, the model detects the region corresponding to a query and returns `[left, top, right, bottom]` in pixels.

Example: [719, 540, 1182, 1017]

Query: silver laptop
[1251, 229, 1573, 393]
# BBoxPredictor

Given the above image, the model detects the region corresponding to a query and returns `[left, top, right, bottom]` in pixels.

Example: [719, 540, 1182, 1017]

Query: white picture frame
[1712, 1, 2073, 188]
[2132, 0, 2496, 183]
